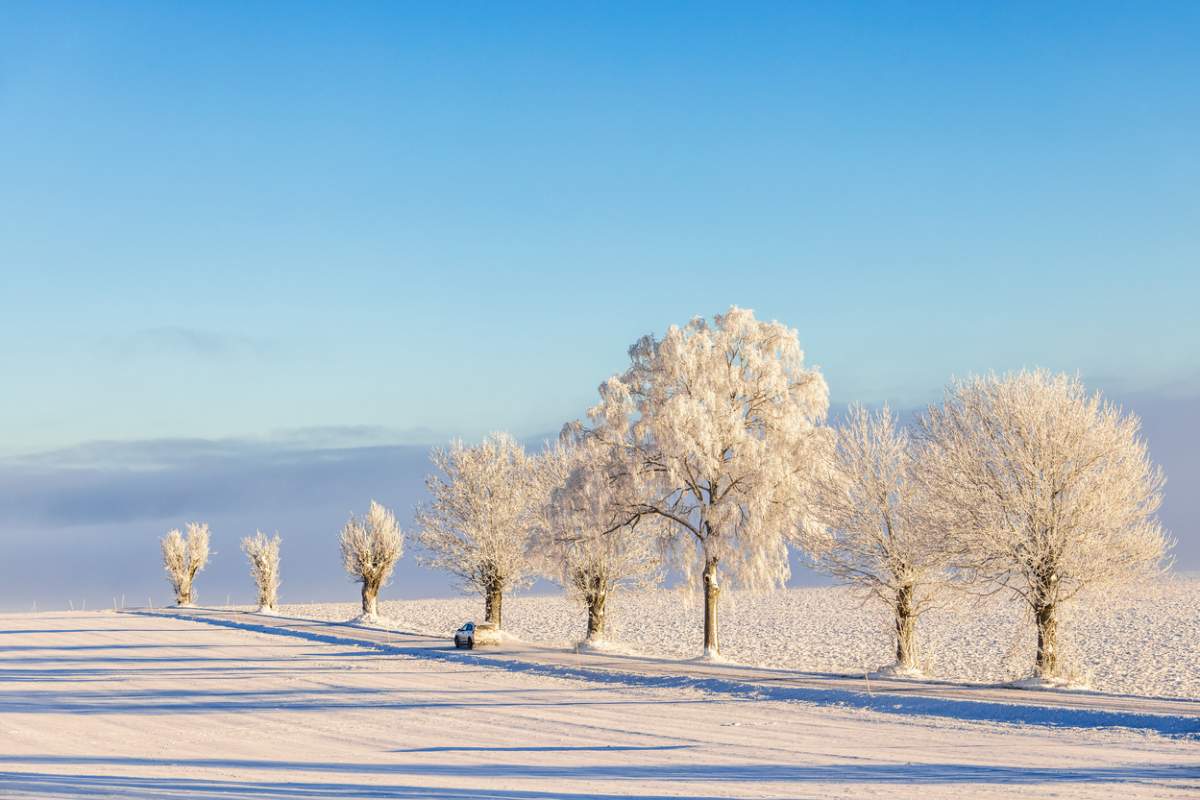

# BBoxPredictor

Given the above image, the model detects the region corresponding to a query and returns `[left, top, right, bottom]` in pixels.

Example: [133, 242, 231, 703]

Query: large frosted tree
[416, 433, 537, 629]
[533, 424, 661, 644]
[161, 522, 211, 607]
[919, 370, 1170, 679]
[591, 307, 830, 657]
[800, 404, 947, 674]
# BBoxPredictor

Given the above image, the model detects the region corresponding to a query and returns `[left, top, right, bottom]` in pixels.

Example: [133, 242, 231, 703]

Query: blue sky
[3, 2, 1198, 451]
[0, 3, 1197, 607]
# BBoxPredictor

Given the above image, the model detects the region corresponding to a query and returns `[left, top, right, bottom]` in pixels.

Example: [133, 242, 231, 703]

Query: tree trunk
[585, 577, 607, 641]
[1035, 602, 1059, 677]
[177, 567, 197, 606]
[702, 556, 720, 656]
[485, 584, 503, 628]
[361, 581, 378, 617]
[894, 583, 917, 670]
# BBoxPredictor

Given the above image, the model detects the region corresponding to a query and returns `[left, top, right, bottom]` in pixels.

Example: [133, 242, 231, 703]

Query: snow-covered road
[149, 606, 1200, 736]
[1, 610, 1197, 799]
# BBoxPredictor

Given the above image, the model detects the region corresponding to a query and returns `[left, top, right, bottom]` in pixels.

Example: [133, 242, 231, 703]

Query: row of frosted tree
[162, 307, 1170, 680]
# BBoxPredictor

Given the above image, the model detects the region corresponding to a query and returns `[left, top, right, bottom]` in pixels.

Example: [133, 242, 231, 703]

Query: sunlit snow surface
[282, 575, 1200, 699]
[5, 611, 1198, 799]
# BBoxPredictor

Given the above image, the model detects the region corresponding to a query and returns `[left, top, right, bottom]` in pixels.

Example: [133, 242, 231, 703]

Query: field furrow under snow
[280, 575, 1200, 700]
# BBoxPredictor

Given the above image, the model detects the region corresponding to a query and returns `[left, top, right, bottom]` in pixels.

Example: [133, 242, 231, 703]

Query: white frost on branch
[416, 432, 538, 629]
[161, 522, 210, 607]
[589, 306, 831, 656]
[800, 404, 948, 673]
[918, 370, 1171, 679]
[532, 423, 663, 644]
[339, 501, 404, 622]
[241, 531, 282, 614]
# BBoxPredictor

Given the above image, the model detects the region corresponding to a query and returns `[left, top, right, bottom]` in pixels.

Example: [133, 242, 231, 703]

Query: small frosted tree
[919, 370, 1171, 680]
[339, 501, 404, 621]
[161, 522, 211, 607]
[799, 404, 947, 674]
[416, 432, 536, 629]
[591, 307, 831, 657]
[533, 425, 662, 644]
[241, 531, 282, 613]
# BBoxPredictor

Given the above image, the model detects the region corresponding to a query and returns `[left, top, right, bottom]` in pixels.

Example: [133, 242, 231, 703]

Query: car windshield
[463, 623, 474, 630]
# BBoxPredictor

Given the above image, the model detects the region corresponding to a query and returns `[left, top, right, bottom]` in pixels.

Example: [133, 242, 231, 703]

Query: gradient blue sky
[1, 3, 1197, 608]
[4, 1, 1198, 452]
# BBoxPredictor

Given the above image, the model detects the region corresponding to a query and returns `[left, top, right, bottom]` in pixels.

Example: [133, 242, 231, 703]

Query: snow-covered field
[3, 610, 1198, 799]
[281, 574, 1200, 699]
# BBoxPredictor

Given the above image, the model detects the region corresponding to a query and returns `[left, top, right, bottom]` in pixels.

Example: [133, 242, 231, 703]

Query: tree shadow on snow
[0, 772, 726, 800]
[0, 759, 1197, 797]
[0, 685, 714, 716]
[391, 745, 693, 753]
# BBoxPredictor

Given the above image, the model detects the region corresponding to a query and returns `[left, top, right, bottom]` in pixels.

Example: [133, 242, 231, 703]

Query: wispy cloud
[117, 326, 273, 361]
[5, 426, 447, 473]
[0, 432, 442, 610]
[0, 394, 1192, 611]
[1083, 369, 1200, 402]
[0, 438, 430, 528]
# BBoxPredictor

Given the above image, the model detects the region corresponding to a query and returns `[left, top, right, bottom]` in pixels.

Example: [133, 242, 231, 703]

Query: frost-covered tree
[591, 307, 831, 657]
[241, 531, 282, 613]
[800, 404, 947, 674]
[161, 522, 211, 607]
[417, 433, 537, 629]
[339, 501, 404, 621]
[919, 370, 1170, 679]
[533, 425, 662, 644]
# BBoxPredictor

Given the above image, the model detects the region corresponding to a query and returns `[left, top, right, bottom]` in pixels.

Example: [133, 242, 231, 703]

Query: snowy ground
[3, 611, 1198, 799]
[280, 574, 1200, 699]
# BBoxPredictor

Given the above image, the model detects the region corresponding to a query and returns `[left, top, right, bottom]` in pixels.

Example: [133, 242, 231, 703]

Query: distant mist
[0, 392, 1194, 612]
[0, 435, 437, 611]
